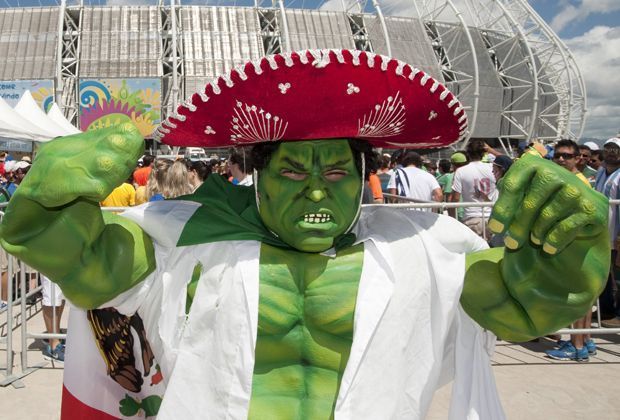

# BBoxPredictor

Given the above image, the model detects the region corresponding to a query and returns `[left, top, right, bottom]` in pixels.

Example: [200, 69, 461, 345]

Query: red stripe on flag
[61, 385, 119, 420]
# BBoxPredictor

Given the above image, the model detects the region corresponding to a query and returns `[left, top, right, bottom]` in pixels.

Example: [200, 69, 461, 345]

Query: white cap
[605, 138, 620, 148]
[13, 161, 30, 170]
[583, 141, 600, 151]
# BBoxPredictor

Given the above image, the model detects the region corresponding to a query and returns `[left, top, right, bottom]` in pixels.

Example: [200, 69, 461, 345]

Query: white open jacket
[64, 202, 505, 419]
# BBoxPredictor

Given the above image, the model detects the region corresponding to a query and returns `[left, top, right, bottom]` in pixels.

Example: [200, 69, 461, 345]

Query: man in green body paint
[0, 50, 611, 419]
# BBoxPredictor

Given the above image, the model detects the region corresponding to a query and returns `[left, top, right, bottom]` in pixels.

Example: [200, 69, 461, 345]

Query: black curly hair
[250, 139, 375, 180]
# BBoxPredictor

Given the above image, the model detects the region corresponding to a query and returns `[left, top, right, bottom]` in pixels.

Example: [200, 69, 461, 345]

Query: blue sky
[528, 0, 620, 139]
[2, 0, 618, 138]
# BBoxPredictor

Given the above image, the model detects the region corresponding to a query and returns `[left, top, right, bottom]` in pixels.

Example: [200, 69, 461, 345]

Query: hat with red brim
[155, 49, 468, 149]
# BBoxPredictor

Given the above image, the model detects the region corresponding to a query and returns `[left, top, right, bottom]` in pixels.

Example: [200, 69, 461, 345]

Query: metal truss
[463, 0, 539, 147]
[257, 8, 282, 55]
[55, 0, 83, 126]
[340, 0, 372, 52]
[159, 0, 184, 121]
[499, 0, 586, 141]
[412, 0, 479, 146]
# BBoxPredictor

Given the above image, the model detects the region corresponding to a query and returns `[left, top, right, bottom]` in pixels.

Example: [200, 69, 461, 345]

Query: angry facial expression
[257, 139, 362, 253]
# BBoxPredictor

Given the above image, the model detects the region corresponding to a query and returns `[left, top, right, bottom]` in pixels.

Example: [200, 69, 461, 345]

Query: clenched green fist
[490, 153, 607, 254]
[462, 153, 609, 341]
[0, 124, 154, 308]
[20, 123, 144, 207]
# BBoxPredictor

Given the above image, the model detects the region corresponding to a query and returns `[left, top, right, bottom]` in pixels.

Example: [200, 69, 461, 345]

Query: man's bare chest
[257, 243, 364, 339]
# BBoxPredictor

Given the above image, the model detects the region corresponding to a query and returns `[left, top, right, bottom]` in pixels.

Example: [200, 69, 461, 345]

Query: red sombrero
[155, 49, 468, 149]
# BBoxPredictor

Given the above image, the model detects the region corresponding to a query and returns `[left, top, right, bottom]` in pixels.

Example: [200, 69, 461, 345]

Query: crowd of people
[0, 134, 619, 365]
[360, 136, 619, 363]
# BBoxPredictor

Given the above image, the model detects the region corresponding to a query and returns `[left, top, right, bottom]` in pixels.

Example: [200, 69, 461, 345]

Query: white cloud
[551, 0, 620, 33]
[565, 26, 620, 138]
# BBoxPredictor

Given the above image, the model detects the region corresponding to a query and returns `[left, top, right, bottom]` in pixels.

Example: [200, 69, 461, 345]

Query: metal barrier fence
[1, 199, 620, 387]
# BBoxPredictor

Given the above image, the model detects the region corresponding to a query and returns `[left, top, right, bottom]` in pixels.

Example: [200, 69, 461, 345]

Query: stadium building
[0, 0, 586, 153]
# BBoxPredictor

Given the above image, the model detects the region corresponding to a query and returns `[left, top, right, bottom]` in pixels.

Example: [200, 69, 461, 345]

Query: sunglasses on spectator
[553, 152, 576, 160]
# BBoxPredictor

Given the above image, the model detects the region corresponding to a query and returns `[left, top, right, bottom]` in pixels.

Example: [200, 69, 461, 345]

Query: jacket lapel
[336, 237, 395, 407]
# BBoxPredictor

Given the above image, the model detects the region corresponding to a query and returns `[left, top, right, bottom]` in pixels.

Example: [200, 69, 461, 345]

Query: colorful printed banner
[79, 79, 162, 138]
[0, 80, 54, 110]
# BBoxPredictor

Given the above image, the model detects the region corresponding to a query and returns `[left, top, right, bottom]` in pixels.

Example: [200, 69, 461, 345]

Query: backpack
[394, 168, 410, 197]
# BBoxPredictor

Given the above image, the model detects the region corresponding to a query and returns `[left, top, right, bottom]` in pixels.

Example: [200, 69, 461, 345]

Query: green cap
[450, 152, 467, 164]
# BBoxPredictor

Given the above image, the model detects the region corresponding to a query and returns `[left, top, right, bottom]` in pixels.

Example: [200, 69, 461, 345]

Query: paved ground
[1, 302, 619, 419]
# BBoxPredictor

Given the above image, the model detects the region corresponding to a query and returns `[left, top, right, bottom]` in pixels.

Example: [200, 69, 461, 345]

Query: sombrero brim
[155, 49, 468, 149]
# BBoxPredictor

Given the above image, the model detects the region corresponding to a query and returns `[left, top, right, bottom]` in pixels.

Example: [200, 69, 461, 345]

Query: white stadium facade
[0, 0, 587, 152]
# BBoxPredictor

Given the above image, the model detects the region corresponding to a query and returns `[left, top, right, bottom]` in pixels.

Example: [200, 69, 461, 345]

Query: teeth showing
[303, 213, 332, 224]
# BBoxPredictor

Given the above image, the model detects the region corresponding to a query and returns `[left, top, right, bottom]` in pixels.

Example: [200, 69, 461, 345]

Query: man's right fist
[18, 123, 144, 208]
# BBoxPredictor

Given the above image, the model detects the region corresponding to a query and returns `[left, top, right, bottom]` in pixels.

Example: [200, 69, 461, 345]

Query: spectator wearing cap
[448, 152, 468, 221]
[5, 160, 30, 197]
[133, 154, 155, 187]
[596, 138, 620, 328]
[491, 155, 513, 182]
[583, 141, 600, 151]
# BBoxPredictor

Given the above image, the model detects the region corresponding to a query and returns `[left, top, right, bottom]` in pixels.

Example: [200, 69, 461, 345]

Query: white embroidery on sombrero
[430, 81, 439, 93]
[428, 111, 438, 121]
[159, 127, 171, 134]
[432, 135, 441, 140]
[181, 99, 197, 112]
[278, 83, 291, 94]
[380, 55, 390, 71]
[351, 50, 362, 66]
[420, 73, 431, 86]
[459, 122, 468, 131]
[235, 64, 248, 81]
[458, 114, 467, 124]
[347, 83, 360, 95]
[310, 49, 330, 68]
[334, 50, 345, 64]
[251, 58, 263, 75]
[366, 52, 376, 68]
[204, 126, 216, 135]
[299, 51, 309, 65]
[357, 92, 405, 138]
[230, 100, 288, 143]
[453, 106, 463, 116]
[170, 111, 186, 122]
[448, 98, 458, 108]
[439, 90, 450, 101]
[396, 60, 406, 76]
[266, 55, 278, 70]
[197, 91, 209, 103]
[408, 66, 420, 80]
[210, 80, 221, 95]
[163, 120, 177, 129]
[221, 73, 234, 88]
[283, 52, 294, 67]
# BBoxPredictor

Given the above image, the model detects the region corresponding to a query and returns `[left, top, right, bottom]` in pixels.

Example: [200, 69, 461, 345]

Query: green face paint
[257, 139, 362, 253]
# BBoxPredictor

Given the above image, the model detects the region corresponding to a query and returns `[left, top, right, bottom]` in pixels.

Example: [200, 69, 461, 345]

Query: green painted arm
[0, 124, 155, 309]
[461, 153, 610, 342]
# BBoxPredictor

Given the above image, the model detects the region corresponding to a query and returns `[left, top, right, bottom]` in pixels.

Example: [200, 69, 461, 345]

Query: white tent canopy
[0, 96, 54, 141]
[14, 91, 68, 138]
[47, 103, 81, 135]
[0, 91, 81, 142]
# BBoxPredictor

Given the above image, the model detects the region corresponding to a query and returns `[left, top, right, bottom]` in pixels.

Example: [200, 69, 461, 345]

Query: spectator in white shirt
[449, 140, 496, 240]
[387, 151, 442, 209]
